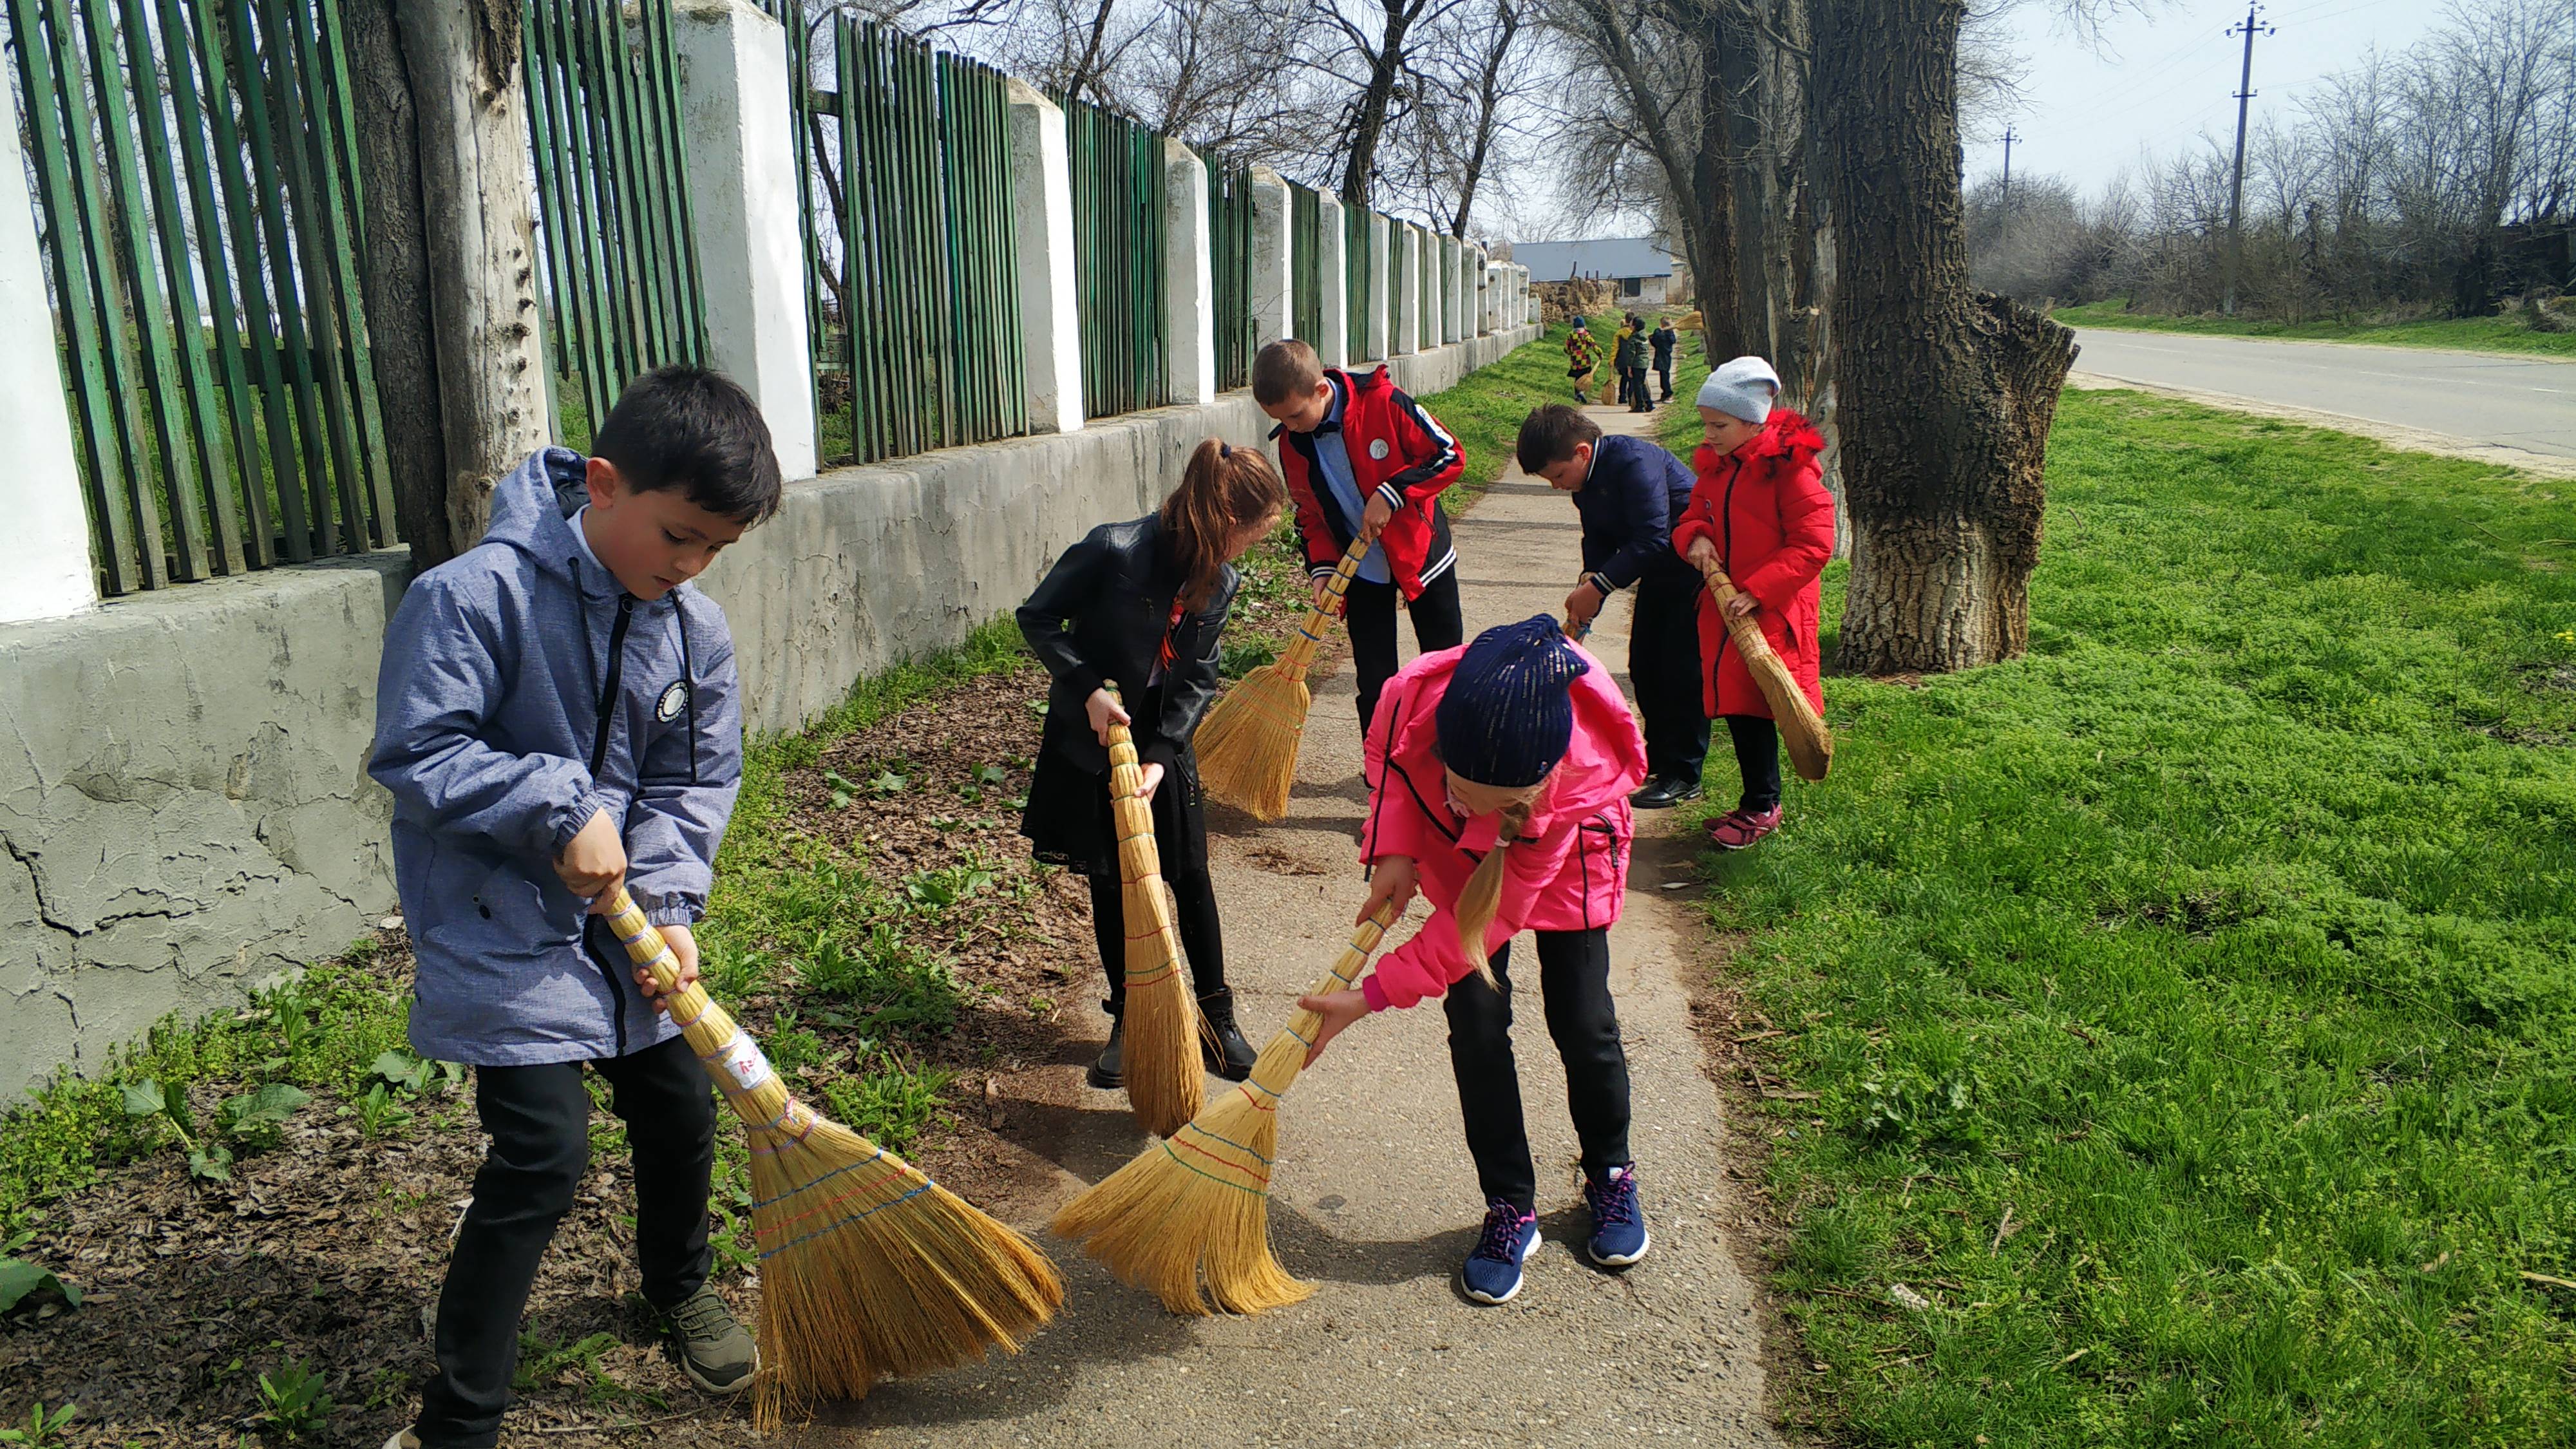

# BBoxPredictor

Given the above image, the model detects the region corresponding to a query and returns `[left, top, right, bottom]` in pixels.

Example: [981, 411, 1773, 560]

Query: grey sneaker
[658, 1285, 757, 1392]
[383, 1432, 422, 1449]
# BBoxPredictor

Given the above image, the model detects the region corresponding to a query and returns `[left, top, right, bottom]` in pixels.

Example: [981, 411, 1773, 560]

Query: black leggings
[1725, 714, 1783, 813]
[1088, 869, 1227, 1013]
[1441, 928, 1633, 1213]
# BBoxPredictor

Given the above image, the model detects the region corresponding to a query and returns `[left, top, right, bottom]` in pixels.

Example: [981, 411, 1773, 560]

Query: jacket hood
[483, 446, 596, 587]
[1698, 407, 1825, 475]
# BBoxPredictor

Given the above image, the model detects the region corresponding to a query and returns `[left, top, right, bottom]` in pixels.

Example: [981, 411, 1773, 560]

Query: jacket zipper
[589, 593, 636, 1056]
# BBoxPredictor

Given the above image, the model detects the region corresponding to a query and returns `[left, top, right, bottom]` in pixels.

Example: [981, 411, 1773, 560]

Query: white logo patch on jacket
[1368, 438, 1391, 460]
[656, 681, 689, 723]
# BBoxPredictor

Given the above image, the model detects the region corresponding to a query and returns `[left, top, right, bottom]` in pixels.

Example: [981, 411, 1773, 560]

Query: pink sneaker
[1707, 805, 1782, 851]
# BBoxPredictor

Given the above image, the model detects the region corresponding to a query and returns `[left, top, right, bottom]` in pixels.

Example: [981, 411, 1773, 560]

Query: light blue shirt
[1313, 389, 1393, 586]
[569, 504, 610, 581]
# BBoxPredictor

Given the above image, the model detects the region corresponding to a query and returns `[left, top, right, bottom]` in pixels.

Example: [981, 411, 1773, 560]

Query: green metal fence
[1059, 90, 1166, 418]
[1344, 203, 1372, 361]
[6, 0, 394, 594]
[524, 0, 705, 446]
[1289, 182, 1323, 346]
[1208, 156, 1255, 392]
[819, 22, 1025, 461]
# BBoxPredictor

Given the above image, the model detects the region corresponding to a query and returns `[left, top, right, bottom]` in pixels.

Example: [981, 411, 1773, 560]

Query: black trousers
[1630, 573, 1710, 784]
[417, 1032, 715, 1447]
[1441, 929, 1633, 1214]
[1088, 867, 1227, 1014]
[1655, 363, 1674, 400]
[1725, 714, 1784, 813]
[1624, 366, 1651, 408]
[1344, 567, 1466, 741]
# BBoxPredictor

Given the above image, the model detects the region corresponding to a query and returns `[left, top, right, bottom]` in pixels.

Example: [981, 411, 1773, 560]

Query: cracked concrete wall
[0, 328, 1539, 1099]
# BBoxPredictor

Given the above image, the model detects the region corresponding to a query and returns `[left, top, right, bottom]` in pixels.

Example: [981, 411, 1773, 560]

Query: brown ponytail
[1162, 439, 1288, 611]
[1454, 797, 1539, 990]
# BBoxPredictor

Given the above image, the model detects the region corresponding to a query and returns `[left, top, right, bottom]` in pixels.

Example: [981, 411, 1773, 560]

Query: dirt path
[799, 399, 1782, 1448]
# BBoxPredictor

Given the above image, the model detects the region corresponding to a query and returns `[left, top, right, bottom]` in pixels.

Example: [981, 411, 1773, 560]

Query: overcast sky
[1962, 0, 2440, 198]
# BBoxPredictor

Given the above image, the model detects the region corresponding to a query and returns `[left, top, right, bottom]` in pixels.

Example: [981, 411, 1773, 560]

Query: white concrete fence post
[1314, 193, 1348, 368]
[1007, 80, 1084, 433]
[1394, 224, 1420, 354]
[1162, 138, 1217, 406]
[0, 97, 94, 624]
[672, 0, 817, 480]
[1441, 237, 1463, 345]
[1249, 167, 1293, 350]
[1421, 227, 1443, 348]
[1364, 213, 1390, 361]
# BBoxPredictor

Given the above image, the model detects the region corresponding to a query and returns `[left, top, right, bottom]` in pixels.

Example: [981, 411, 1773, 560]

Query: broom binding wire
[1052, 905, 1397, 1315]
[598, 891, 1063, 1425]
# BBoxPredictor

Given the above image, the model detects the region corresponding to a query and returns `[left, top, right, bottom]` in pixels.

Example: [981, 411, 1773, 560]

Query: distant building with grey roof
[1510, 237, 1680, 306]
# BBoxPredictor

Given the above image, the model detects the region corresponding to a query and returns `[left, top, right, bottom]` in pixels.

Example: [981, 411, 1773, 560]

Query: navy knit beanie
[1435, 615, 1592, 788]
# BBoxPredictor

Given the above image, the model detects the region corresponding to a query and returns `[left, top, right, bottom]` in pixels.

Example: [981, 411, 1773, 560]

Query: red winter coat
[1272, 366, 1463, 601]
[1669, 410, 1833, 720]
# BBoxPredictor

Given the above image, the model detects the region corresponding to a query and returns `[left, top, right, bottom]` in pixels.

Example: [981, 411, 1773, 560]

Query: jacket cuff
[549, 789, 605, 858]
[1139, 739, 1180, 772]
[1361, 975, 1392, 1012]
[1309, 563, 1338, 579]
[1063, 665, 1107, 703]
[643, 898, 705, 928]
[1585, 571, 1619, 596]
[1374, 482, 1406, 513]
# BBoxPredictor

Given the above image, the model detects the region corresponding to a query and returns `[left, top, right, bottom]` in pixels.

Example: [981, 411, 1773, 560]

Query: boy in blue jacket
[1518, 404, 1708, 808]
[369, 366, 782, 1449]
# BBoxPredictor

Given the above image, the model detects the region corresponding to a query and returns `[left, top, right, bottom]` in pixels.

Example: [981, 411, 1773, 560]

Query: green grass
[1410, 325, 1603, 508]
[2054, 299, 2576, 359]
[1722, 389, 2576, 1445]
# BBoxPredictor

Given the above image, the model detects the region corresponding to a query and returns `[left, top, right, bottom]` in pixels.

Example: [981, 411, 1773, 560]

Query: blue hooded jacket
[1571, 433, 1699, 592]
[368, 448, 743, 1066]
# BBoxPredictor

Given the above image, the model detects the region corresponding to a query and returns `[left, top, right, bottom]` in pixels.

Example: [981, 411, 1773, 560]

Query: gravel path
[795, 400, 1782, 1448]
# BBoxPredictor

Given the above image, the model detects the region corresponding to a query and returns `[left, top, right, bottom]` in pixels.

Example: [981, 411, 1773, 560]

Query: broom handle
[1696, 558, 1833, 780]
[1274, 904, 1399, 1058]
[596, 888, 811, 1142]
[1101, 719, 1185, 994]
[1276, 535, 1374, 678]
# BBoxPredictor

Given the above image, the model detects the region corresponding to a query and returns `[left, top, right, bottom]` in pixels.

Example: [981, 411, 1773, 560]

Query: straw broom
[594, 889, 1063, 1426]
[1102, 718, 1207, 1137]
[1698, 558, 1833, 781]
[1051, 905, 1397, 1315]
[1195, 534, 1372, 820]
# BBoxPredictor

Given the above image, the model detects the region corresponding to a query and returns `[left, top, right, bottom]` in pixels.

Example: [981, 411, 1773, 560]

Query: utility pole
[2221, 1, 2273, 316]
[1999, 125, 2017, 249]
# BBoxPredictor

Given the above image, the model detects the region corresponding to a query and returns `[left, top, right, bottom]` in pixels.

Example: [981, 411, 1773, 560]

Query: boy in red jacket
[1670, 357, 1834, 850]
[1254, 338, 1466, 740]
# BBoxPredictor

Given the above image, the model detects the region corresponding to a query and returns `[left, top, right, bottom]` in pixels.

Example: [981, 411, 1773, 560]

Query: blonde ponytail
[1454, 798, 1537, 990]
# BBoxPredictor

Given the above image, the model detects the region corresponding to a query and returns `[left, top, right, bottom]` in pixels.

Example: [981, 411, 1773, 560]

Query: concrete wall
[0, 324, 1542, 1096]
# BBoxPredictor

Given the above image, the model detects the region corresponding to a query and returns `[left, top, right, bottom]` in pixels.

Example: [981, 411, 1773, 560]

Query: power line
[2222, 0, 2277, 315]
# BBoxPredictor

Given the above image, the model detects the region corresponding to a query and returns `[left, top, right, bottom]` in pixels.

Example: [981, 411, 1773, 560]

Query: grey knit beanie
[1696, 355, 1783, 424]
[1435, 616, 1592, 788]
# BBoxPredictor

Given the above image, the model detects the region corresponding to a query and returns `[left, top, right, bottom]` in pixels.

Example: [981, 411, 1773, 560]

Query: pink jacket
[1356, 643, 1648, 1010]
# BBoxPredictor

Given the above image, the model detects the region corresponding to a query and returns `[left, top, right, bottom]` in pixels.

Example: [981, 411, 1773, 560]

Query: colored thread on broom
[757, 1179, 940, 1259]
[750, 1146, 891, 1210]
[753, 1165, 922, 1235]
[1165, 1133, 1271, 1186]
[1153, 1140, 1271, 1197]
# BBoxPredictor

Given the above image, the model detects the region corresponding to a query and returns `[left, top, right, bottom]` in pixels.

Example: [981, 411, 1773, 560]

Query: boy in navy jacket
[1517, 404, 1708, 808]
[368, 367, 782, 1448]
[1255, 337, 1467, 739]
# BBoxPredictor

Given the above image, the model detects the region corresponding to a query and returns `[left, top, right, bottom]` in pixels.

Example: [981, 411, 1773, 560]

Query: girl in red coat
[1669, 357, 1833, 850]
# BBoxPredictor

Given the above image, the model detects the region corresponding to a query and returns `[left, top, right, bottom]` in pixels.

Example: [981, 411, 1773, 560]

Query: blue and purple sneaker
[1584, 1162, 1651, 1266]
[1462, 1198, 1542, 1304]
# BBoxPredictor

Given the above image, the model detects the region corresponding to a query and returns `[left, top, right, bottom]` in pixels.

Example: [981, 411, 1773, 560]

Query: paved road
[796, 402, 1783, 1447]
[2071, 328, 2576, 471]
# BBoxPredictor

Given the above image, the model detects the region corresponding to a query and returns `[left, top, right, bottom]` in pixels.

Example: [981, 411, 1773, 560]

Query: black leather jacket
[1017, 515, 1240, 774]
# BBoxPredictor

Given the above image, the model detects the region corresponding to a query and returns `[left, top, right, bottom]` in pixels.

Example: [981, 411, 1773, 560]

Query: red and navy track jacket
[1270, 365, 1463, 601]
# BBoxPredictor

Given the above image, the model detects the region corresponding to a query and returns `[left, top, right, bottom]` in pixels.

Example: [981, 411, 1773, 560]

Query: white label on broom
[717, 1033, 773, 1094]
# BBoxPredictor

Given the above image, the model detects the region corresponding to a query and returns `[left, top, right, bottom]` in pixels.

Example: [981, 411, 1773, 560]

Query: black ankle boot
[1086, 999, 1124, 1089]
[1197, 987, 1256, 1082]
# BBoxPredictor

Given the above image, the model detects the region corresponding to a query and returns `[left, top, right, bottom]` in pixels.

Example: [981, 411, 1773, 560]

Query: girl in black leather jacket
[1018, 439, 1287, 1087]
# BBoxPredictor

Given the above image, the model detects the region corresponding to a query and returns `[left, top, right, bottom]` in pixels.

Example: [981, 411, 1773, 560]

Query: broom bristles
[1052, 908, 1395, 1316]
[1193, 663, 1313, 821]
[595, 892, 1064, 1429]
[1119, 873, 1206, 1137]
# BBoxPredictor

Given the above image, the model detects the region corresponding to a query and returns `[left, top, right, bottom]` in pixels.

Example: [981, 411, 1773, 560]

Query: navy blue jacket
[1571, 433, 1698, 592]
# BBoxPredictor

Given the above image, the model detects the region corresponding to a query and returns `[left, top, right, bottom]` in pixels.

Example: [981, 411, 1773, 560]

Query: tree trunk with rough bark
[378, 0, 553, 556]
[1337, 0, 1418, 207]
[1813, 0, 2075, 673]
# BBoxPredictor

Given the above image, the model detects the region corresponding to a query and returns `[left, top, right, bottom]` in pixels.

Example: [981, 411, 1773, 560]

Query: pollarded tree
[1812, 0, 2075, 673]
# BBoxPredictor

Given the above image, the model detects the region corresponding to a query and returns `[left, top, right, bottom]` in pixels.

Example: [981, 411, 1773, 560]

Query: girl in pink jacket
[1300, 615, 1651, 1305]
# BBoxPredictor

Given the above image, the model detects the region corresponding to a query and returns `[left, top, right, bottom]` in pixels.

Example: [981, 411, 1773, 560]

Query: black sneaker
[656, 1285, 756, 1393]
[1086, 1003, 1125, 1089]
[1629, 777, 1703, 810]
[1197, 987, 1256, 1082]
